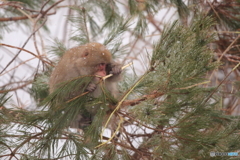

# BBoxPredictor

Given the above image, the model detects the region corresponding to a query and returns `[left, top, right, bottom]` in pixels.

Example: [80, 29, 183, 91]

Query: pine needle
[97, 71, 148, 148]
[176, 81, 210, 90]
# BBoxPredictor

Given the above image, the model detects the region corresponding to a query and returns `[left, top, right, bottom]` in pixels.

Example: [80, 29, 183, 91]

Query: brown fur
[49, 42, 122, 129]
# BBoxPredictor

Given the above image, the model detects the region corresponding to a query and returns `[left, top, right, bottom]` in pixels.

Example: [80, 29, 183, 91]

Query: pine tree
[1, 0, 240, 159]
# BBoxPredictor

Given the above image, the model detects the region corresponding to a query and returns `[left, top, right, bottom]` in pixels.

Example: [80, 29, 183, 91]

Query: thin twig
[218, 34, 240, 62]
[95, 113, 124, 148]
[0, 20, 47, 74]
[103, 62, 133, 80]
[0, 43, 53, 70]
[203, 62, 240, 105]
[0, 0, 64, 74]
[66, 62, 133, 103]
[99, 68, 148, 146]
